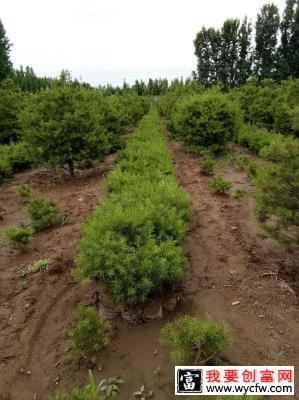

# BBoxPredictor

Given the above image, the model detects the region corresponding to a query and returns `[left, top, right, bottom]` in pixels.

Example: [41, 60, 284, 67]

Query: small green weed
[21, 259, 49, 277]
[232, 187, 247, 199]
[0, 202, 5, 220]
[51, 370, 124, 400]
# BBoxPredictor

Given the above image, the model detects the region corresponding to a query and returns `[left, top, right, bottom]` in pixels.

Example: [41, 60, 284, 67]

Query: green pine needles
[69, 305, 111, 364]
[160, 315, 231, 365]
[75, 108, 190, 304]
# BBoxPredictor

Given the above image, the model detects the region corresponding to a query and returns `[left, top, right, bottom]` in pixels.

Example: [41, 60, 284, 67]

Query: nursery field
[0, 108, 298, 400]
[1, 0, 299, 397]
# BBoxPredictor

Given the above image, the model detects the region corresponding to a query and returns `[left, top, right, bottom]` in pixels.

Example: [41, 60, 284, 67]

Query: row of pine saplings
[50, 109, 235, 399]
[2, 109, 236, 399]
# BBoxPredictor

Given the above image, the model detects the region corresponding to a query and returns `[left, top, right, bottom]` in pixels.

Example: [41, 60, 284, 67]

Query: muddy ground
[0, 138, 298, 400]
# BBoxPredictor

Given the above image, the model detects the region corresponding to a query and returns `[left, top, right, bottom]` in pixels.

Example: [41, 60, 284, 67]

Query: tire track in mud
[0, 157, 117, 399]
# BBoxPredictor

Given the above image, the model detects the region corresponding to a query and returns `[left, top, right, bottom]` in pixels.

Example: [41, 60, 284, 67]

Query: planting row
[160, 89, 299, 244]
[75, 108, 190, 304]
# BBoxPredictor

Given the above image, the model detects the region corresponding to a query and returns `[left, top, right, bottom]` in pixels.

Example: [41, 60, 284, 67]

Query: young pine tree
[20, 72, 109, 175]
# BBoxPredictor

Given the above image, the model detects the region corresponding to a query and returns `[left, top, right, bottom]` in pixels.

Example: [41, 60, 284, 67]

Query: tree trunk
[68, 160, 75, 176]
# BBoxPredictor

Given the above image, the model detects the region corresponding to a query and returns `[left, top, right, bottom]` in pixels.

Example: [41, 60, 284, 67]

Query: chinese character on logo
[260, 369, 274, 383]
[278, 370, 293, 383]
[177, 369, 203, 393]
[206, 369, 221, 383]
[224, 369, 239, 383]
[242, 369, 257, 383]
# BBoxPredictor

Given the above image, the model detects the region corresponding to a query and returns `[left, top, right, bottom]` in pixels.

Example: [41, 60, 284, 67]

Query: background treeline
[194, 0, 299, 87]
[0, 71, 150, 180]
[0, 18, 171, 96]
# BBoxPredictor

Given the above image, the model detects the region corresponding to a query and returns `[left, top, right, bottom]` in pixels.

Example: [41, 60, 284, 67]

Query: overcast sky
[2, 0, 286, 86]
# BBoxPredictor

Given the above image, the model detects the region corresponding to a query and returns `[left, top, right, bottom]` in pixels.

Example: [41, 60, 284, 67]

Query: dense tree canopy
[0, 79, 26, 143]
[194, 0, 299, 86]
[279, 0, 297, 79]
[0, 19, 12, 82]
[254, 3, 280, 79]
[20, 77, 109, 175]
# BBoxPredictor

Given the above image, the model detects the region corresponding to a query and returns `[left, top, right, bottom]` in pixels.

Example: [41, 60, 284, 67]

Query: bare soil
[0, 140, 298, 400]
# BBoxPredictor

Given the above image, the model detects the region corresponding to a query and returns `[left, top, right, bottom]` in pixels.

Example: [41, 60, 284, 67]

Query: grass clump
[200, 157, 215, 175]
[232, 187, 247, 199]
[160, 315, 231, 365]
[69, 304, 111, 364]
[21, 259, 49, 277]
[26, 197, 60, 231]
[210, 176, 232, 195]
[51, 370, 124, 400]
[0, 202, 5, 220]
[3, 226, 32, 251]
[75, 109, 190, 304]
[17, 184, 32, 201]
[235, 154, 251, 170]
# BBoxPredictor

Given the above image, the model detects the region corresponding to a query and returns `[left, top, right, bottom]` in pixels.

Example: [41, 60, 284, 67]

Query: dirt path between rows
[168, 139, 299, 399]
[0, 135, 298, 400]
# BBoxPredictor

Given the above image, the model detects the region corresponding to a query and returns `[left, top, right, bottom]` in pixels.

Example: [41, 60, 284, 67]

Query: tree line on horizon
[1, 0, 299, 94]
[194, 0, 299, 87]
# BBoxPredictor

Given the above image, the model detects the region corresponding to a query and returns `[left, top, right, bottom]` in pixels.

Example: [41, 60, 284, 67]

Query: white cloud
[1, 0, 286, 85]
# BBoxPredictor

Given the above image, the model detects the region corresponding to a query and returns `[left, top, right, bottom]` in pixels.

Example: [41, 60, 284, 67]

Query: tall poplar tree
[194, 27, 222, 86]
[218, 19, 240, 88]
[290, 0, 299, 77]
[237, 17, 253, 85]
[254, 3, 280, 79]
[279, 0, 297, 79]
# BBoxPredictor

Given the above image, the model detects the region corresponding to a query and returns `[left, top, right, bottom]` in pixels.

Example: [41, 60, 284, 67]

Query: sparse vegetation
[0, 202, 5, 220]
[232, 187, 247, 199]
[235, 154, 251, 170]
[209, 176, 232, 194]
[3, 226, 32, 251]
[21, 259, 49, 277]
[51, 370, 123, 400]
[160, 315, 231, 364]
[68, 305, 111, 364]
